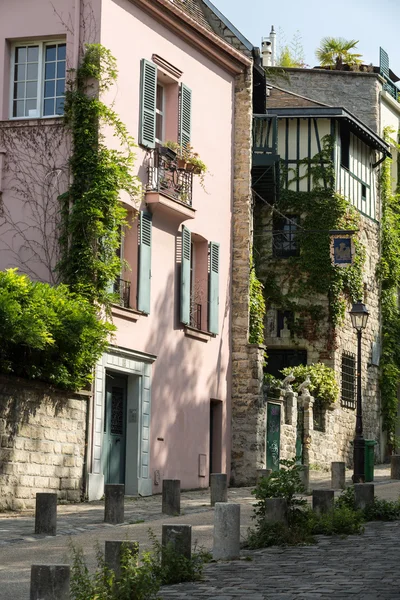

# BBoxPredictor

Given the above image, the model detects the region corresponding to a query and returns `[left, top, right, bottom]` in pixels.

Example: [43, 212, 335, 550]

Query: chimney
[261, 26, 276, 67]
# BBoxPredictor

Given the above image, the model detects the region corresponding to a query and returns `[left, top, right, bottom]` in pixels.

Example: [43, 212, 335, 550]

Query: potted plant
[161, 141, 179, 161]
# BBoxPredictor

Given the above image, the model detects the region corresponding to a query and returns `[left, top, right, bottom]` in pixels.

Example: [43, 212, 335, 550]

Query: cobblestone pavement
[160, 521, 400, 600]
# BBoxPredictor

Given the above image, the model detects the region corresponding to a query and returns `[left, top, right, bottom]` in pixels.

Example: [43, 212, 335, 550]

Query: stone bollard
[210, 473, 228, 506]
[35, 493, 57, 536]
[162, 524, 192, 560]
[312, 490, 334, 515]
[299, 465, 310, 492]
[105, 541, 139, 579]
[331, 462, 346, 489]
[104, 484, 125, 524]
[354, 483, 374, 510]
[213, 502, 240, 561]
[264, 498, 288, 524]
[256, 469, 272, 483]
[30, 564, 70, 600]
[162, 479, 180, 515]
[391, 455, 400, 480]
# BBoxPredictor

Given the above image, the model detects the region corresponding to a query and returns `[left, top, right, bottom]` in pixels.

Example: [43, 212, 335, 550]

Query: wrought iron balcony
[146, 147, 193, 206]
[252, 115, 280, 204]
[253, 115, 278, 156]
[113, 277, 131, 309]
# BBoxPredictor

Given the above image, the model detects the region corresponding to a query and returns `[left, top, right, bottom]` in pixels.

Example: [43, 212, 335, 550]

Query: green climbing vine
[58, 44, 141, 305]
[377, 126, 400, 450]
[254, 134, 365, 350]
[249, 252, 266, 345]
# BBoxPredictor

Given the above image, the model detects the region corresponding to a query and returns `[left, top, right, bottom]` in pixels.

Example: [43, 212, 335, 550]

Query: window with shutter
[139, 59, 157, 148]
[208, 242, 220, 335]
[179, 83, 192, 150]
[180, 226, 191, 325]
[138, 211, 152, 313]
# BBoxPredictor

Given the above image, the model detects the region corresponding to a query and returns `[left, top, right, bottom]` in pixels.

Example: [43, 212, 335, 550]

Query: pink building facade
[0, 0, 252, 499]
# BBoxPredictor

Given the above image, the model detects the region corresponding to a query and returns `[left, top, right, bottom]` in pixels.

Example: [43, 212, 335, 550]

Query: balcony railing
[114, 277, 131, 309]
[253, 115, 278, 155]
[146, 147, 193, 206]
[190, 303, 202, 331]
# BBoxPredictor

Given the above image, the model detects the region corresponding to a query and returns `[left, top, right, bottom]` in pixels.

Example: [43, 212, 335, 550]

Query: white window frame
[9, 39, 66, 120]
[155, 81, 165, 146]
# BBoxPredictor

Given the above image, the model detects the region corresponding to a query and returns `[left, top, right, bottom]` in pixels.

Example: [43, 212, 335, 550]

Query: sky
[210, 0, 400, 79]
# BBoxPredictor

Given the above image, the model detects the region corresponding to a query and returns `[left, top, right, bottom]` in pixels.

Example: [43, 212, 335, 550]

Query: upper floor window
[155, 83, 165, 146]
[273, 215, 300, 258]
[11, 41, 66, 119]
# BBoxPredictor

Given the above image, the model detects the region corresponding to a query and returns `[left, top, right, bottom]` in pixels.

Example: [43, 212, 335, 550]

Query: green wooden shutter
[180, 226, 191, 325]
[139, 59, 157, 148]
[138, 211, 152, 313]
[208, 242, 220, 335]
[179, 83, 192, 149]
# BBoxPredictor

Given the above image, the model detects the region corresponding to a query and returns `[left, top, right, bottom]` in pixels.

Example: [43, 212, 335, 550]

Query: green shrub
[280, 363, 339, 406]
[0, 269, 112, 390]
[310, 505, 364, 536]
[363, 498, 400, 521]
[246, 510, 315, 549]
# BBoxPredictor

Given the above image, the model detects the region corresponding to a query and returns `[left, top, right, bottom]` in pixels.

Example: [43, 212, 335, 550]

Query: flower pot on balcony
[192, 166, 202, 175]
[177, 158, 187, 169]
[185, 163, 196, 173]
[159, 146, 177, 161]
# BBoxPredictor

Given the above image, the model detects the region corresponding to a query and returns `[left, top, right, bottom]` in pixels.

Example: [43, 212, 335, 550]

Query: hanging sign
[330, 234, 354, 267]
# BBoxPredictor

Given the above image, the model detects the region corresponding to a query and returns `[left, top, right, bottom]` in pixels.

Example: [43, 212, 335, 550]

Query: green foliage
[0, 269, 111, 390]
[58, 44, 141, 305]
[280, 363, 339, 407]
[310, 505, 364, 536]
[249, 253, 266, 345]
[246, 514, 314, 549]
[336, 485, 400, 521]
[276, 30, 306, 68]
[315, 37, 362, 69]
[377, 127, 400, 450]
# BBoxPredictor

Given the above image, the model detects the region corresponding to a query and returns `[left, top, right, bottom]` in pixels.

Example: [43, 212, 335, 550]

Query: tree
[315, 37, 363, 70]
[276, 30, 306, 68]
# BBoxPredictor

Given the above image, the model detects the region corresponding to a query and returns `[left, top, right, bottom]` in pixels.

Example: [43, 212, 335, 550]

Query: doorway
[103, 372, 128, 485]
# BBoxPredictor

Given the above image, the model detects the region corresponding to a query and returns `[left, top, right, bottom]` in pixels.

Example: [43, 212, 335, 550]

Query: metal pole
[353, 329, 365, 483]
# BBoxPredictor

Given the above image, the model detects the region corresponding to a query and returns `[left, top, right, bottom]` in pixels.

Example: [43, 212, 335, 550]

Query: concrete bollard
[256, 469, 272, 483]
[264, 498, 288, 524]
[331, 462, 346, 489]
[162, 524, 192, 560]
[299, 465, 310, 492]
[390, 455, 400, 480]
[30, 564, 70, 600]
[213, 502, 240, 561]
[105, 541, 139, 579]
[104, 484, 125, 524]
[162, 479, 180, 515]
[210, 473, 228, 506]
[35, 493, 57, 536]
[312, 490, 334, 515]
[354, 483, 374, 510]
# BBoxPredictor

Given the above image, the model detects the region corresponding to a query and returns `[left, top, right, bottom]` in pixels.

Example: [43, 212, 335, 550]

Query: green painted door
[266, 402, 281, 471]
[104, 373, 127, 484]
[296, 406, 304, 464]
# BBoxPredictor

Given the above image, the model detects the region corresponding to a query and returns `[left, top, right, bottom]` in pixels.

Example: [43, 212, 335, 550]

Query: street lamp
[349, 301, 369, 483]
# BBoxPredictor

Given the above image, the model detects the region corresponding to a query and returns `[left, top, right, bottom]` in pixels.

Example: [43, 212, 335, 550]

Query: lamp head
[350, 301, 369, 331]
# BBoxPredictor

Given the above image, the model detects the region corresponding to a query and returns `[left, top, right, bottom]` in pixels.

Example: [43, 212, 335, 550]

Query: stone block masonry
[0, 375, 87, 510]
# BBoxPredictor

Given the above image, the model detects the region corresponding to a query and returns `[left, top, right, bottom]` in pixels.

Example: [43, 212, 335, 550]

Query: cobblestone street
[160, 521, 400, 600]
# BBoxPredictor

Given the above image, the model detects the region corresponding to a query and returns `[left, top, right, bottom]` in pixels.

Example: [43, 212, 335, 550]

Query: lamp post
[349, 301, 369, 483]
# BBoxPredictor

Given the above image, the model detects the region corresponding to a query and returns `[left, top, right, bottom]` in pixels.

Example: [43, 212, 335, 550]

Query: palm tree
[315, 37, 363, 70]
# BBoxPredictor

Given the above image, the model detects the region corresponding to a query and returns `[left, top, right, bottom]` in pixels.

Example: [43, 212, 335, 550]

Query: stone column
[105, 541, 138, 579]
[30, 565, 70, 600]
[104, 484, 124, 524]
[210, 473, 228, 506]
[312, 490, 334, 515]
[162, 479, 180, 515]
[256, 468, 272, 482]
[300, 465, 310, 493]
[300, 392, 314, 466]
[331, 462, 346, 489]
[35, 493, 57, 536]
[390, 455, 400, 479]
[264, 498, 287, 524]
[284, 390, 298, 426]
[354, 483, 374, 510]
[162, 524, 192, 560]
[213, 502, 240, 560]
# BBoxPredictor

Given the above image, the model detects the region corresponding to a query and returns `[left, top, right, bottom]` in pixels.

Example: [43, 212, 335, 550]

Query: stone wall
[268, 68, 382, 133]
[0, 376, 88, 510]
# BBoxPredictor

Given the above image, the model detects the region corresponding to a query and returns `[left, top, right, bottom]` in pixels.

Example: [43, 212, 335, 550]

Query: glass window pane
[55, 97, 65, 115]
[13, 100, 25, 118]
[14, 82, 25, 100]
[44, 98, 55, 116]
[57, 60, 66, 79]
[156, 113, 163, 141]
[15, 46, 27, 63]
[56, 78, 65, 96]
[57, 44, 66, 60]
[45, 62, 56, 80]
[26, 81, 37, 98]
[156, 84, 163, 111]
[44, 80, 55, 98]
[27, 46, 39, 62]
[14, 64, 25, 82]
[26, 99, 38, 116]
[45, 45, 57, 62]
[27, 63, 38, 80]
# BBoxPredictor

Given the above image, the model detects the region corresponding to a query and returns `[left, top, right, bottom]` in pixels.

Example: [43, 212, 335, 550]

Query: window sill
[111, 304, 145, 322]
[0, 117, 63, 128]
[184, 325, 215, 342]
